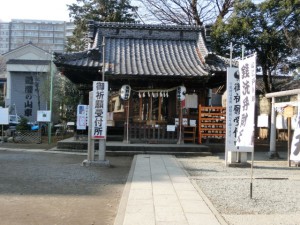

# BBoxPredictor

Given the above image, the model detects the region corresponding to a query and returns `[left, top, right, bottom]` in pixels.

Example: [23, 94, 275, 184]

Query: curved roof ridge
[94, 21, 203, 31]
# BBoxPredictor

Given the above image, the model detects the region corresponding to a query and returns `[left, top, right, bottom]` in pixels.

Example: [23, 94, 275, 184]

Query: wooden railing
[126, 124, 181, 144]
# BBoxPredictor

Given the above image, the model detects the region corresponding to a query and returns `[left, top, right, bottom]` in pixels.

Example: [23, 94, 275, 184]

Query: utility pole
[48, 53, 54, 144]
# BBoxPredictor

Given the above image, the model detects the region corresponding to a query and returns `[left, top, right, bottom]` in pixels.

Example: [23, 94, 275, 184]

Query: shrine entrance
[107, 84, 207, 144]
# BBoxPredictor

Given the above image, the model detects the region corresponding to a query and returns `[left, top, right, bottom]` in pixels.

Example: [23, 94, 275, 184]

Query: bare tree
[0, 56, 6, 74]
[137, 0, 235, 25]
[0, 56, 7, 107]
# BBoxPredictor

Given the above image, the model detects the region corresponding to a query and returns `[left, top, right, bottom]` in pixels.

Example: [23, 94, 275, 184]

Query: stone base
[227, 162, 251, 168]
[268, 151, 281, 159]
[291, 161, 300, 167]
[81, 159, 110, 167]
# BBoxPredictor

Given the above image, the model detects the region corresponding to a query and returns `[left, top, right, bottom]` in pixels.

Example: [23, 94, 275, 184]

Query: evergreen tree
[211, 0, 300, 93]
[66, 0, 138, 51]
[0, 56, 6, 107]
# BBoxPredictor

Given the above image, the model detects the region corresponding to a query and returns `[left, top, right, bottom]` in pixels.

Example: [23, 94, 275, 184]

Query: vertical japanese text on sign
[236, 55, 256, 147]
[25, 76, 34, 117]
[226, 68, 241, 151]
[92, 81, 108, 139]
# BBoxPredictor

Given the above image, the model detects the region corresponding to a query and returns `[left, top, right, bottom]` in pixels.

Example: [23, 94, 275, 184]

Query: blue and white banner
[77, 105, 88, 130]
[236, 54, 256, 148]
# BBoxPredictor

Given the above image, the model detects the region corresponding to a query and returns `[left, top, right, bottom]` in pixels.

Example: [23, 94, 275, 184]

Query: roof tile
[54, 22, 231, 79]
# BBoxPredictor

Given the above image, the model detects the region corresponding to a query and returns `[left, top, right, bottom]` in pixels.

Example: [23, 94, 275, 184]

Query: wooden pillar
[139, 97, 143, 121]
[149, 95, 152, 121]
[123, 99, 130, 143]
[158, 96, 162, 121]
[269, 97, 278, 158]
[177, 101, 183, 144]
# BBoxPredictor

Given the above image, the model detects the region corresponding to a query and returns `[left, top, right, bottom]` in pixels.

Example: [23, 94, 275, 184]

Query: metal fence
[13, 130, 42, 143]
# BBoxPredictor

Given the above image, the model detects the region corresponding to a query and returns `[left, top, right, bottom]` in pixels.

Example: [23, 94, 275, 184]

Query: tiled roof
[54, 49, 101, 68]
[54, 22, 232, 83]
[102, 37, 208, 76]
[205, 53, 238, 72]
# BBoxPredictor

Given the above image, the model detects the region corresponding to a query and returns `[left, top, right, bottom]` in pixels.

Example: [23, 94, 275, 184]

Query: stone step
[55, 138, 212, 156]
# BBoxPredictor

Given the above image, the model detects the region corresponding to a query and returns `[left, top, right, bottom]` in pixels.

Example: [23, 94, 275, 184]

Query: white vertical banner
[77, 105, 88, 130]
[92, 81, 108, 139]
[226, 68, 240, 151]
[290, 106, 300, 162]
[236, 54, 256, 148]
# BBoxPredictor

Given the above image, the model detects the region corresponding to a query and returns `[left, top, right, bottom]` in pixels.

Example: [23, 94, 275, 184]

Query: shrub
[16, 117, 31, 131]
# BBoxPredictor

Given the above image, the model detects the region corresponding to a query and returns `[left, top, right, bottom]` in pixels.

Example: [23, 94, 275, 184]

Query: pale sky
[0, 0, 262, 23]
[0, 0, 77, 22]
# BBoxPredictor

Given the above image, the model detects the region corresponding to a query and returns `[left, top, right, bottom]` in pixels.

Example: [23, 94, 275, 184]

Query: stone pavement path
[114, 154, 226, 225]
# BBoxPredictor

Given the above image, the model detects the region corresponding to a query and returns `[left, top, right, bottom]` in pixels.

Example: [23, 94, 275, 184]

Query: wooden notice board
[198, 105, 226, 144]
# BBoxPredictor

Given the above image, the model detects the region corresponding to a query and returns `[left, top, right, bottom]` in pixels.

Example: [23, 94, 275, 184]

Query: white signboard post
[92, 81, 108, 139]
[37, 110, 51, 122]
[0, 108, 9, 125]
[0, 108, 9, 143]
[86, 81, 109, 166]
[83, 83, 110, 166]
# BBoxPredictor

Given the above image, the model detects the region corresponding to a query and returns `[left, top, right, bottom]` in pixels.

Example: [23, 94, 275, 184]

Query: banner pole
[1, 125, 3, 143]
[99, 36, 106, 160]
[230, 42, 233, 68]
[242, 45, 245, 60]
[127, 100, 129, 143]
[250, 149, 254, 198]
[225, 43, 233, 166]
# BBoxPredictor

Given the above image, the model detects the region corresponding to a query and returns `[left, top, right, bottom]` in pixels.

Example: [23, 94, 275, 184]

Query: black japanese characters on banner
[236, 55, 256, 147]
[24, 76, 33, 117]
[232, 74, 241, 141]
[226, 68, 242, 152]
[92, 81, 108, 139]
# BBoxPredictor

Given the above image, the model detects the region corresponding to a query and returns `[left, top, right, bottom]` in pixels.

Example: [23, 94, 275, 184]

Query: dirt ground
[0, 149, 132, 225]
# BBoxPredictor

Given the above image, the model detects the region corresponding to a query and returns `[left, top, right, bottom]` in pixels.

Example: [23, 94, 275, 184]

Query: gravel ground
[178, 152, 300, 225]
[0, 149, 132, 225]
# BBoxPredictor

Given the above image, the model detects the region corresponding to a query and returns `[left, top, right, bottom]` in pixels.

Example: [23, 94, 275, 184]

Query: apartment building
[0, 19, 74, 54]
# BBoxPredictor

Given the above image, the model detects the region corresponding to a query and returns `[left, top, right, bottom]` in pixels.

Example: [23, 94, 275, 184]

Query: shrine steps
[53, 137, 214, 156]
